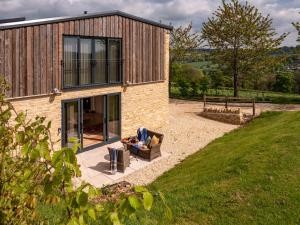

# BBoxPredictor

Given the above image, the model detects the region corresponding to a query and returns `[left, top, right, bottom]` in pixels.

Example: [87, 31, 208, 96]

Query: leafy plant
[273, 70, 294, 93]
[0, 76, 168, 225]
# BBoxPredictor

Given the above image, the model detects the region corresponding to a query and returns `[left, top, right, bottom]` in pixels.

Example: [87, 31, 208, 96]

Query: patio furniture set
[108, 128, 164, 174]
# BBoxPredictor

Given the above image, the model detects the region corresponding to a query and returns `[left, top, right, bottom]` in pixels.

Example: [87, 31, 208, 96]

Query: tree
[273, 70, 294, 93]
[169, 23, 200, 94]
[201, 0, 287, 97]
[174, 64, 209, 97]
[292, 13, 300, 43]
[170, 23, 200, 64]
[0, 76, 167, 224]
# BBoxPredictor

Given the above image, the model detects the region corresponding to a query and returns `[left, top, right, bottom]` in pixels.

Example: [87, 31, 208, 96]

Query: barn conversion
[0, 11, 171, 151]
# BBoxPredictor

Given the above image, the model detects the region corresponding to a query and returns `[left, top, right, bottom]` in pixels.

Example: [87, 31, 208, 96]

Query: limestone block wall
[9, 80, 169, 150]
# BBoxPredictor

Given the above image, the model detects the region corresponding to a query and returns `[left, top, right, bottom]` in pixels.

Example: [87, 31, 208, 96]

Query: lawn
[129, 111, 300, 225]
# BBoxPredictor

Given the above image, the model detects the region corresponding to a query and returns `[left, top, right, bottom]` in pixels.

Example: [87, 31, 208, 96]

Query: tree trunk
[233, 72, 238, 97]
[233, 49, 238, 97]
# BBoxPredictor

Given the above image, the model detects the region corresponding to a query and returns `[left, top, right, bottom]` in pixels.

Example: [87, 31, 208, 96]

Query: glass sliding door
[108, 94, 121, 140]
[62, 93, 121, 152]
[80, 38, 92, 85]
[94, 39, 107, 84]
[82, 96, 105, 149]
[64, 37, 78, 87]
[63, 100, 80, 148]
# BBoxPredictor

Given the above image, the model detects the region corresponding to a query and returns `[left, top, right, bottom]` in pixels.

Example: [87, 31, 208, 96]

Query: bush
[173, 64, 210, 97]
[273, 70, 294, 93]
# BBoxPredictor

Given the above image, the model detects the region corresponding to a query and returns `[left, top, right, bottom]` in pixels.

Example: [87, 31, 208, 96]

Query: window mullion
[77, 37, 80, 86]
[107, 38, 109, 84]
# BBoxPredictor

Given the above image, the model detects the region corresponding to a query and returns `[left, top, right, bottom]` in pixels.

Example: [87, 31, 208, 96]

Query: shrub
[273, 70, 294, 93]
[173, 64, 209, 97]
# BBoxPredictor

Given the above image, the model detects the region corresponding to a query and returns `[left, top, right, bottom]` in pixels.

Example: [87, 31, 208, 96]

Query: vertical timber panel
[0, 31, 4, 76]
[52, 24, 58, 89]
[26, 27, 33, 96]
[33, 26, 40, 94]
[74, 20, 80, 35]
[125, 18, 130, 83]
[19, 28, 27, 96]
[132, 20, 136, 83]
[4, 30, 12, 97]
[47, 24, 53, 92]
[58, 23, 64, 89]
[40, 25, 47, 94]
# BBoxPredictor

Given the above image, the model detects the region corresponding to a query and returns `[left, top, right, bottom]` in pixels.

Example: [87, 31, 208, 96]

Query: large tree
[170, 23, 200, 64]
[292, 13, 300, 42]
[169, 23, 200, 94]
[201, 0, 287, 97]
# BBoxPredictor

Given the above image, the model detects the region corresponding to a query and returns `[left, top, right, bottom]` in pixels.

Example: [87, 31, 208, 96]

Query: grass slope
[132, 111, 300, 225]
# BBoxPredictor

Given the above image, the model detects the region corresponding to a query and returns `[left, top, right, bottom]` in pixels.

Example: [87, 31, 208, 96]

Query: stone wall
[201, 111, 243, 125]
[9, 80, 169, 150]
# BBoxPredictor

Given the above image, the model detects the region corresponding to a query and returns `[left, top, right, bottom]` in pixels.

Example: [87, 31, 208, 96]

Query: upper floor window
[63, 36, 122, 88]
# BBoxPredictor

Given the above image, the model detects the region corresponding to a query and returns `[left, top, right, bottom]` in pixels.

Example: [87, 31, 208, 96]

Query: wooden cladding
[0, 15, 167, 98]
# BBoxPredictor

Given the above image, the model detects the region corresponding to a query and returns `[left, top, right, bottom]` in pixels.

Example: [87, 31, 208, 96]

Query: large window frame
[62, 35, 122, 89]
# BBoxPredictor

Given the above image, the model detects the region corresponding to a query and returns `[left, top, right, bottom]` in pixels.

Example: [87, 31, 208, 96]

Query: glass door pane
[64, 101, 80, 148]
[94, 39, 107, 84]
[80, 38, 92, 85]
[82, 96, 105, 148]
[64, 37, 78, 87]
[108, 39, 121, 83]
[108, 95, 120, 139]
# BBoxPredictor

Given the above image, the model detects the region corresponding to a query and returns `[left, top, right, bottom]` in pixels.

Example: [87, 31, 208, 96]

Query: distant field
[171, 86, 300, 104]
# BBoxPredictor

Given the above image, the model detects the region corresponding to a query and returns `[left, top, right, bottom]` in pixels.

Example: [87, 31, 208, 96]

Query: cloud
[0, 0, 299, 46]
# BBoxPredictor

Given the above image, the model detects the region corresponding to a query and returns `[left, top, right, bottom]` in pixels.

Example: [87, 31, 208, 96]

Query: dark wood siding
[0, 16, 168, 98]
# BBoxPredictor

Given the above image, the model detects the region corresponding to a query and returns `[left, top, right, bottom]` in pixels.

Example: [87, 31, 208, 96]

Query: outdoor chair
[125, 130, 164, 161]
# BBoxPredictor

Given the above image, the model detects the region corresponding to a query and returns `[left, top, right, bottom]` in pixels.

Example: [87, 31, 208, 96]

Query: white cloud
[0, 0, 299, 46]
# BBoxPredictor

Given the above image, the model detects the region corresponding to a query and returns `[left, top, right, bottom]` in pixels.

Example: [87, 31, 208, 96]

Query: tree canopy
[201, 0, 287, 96]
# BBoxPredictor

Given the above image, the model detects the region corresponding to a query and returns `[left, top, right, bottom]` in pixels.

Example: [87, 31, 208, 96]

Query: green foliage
[201, 0, 287, 96]
[0, 76, 168, 225]
[273, 70, 294, 93]
[173, 64, 210, 96]
[170, 23, 200, 63]
[292, 13, 300, 43]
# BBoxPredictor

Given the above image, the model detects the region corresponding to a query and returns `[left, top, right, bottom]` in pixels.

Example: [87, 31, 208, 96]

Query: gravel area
[117, 100, 300, 185]
[119, 99, 238, 185]
[120, 100, 300, 185]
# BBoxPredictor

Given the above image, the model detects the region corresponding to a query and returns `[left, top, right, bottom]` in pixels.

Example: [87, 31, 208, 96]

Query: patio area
[76, 141, 169, 187]
[78, 99, 300, 188]
[75, 99, 240, 187]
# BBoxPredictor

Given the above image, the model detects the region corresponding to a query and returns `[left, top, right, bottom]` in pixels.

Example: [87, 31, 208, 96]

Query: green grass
[171, 86, 300, 104]
[130, 111, 300, 225]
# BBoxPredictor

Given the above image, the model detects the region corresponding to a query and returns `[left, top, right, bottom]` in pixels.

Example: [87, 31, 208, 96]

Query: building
[0, 11, 171, 151]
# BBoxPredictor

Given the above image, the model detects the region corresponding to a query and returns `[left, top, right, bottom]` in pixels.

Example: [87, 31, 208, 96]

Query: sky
[0, 0, 299, 46]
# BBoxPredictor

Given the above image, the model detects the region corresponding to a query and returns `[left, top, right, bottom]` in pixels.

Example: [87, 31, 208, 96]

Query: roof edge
[0, 10, 173, 30]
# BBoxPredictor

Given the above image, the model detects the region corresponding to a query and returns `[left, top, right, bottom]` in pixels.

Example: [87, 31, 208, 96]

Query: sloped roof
[0, 10, 173, 30]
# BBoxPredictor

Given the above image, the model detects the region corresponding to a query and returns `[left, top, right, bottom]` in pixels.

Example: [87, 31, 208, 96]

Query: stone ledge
[200, 111, 243, 125]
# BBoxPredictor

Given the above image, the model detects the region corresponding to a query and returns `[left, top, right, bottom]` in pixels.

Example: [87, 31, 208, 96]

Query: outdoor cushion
[145, 136, 152, 145]
[150, 135, 159, 147]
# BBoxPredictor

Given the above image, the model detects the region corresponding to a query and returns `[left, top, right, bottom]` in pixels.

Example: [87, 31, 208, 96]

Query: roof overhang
[0, 10, 173, 30]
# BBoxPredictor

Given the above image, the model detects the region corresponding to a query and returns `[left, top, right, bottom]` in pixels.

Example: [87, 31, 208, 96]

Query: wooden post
[225, 96, 228, 109]
[203, 94, 206, 108]
[252, 99, 255, 116]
